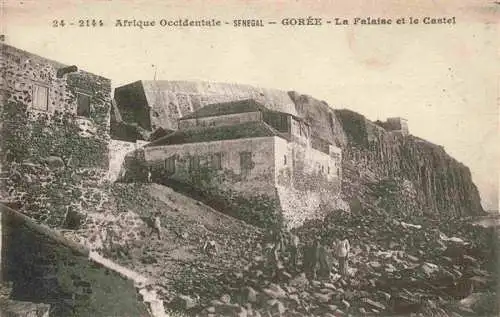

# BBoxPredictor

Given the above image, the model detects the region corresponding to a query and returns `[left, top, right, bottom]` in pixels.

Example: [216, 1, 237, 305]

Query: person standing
[336, 238, 350, 277]
[317, 238, 331, 279]
[203, 240, 218, 256]
[289, 231, 300, 271]
[147, 167, 152, 183]
[150, 212, 162, 240]
[305, 236, 321, 280]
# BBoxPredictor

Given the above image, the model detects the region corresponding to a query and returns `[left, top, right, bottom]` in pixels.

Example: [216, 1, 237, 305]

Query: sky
[2, 0, 499, 210]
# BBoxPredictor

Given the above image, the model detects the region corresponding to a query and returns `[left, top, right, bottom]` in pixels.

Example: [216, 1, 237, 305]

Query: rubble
[180, 208, 498, 317]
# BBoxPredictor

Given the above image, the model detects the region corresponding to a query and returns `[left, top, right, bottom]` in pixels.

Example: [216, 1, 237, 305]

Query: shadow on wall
[0, 204, 149, 317]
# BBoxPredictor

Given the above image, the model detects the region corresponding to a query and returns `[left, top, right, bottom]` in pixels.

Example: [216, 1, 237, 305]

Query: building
[0, 44, 112, 224]
[111, 80, 298, 142]
[139, 99, 344, 228]
[1, 43, 111, 142]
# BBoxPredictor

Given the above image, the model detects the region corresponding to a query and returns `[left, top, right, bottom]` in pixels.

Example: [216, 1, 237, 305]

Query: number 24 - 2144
[52, 20, 104, 27]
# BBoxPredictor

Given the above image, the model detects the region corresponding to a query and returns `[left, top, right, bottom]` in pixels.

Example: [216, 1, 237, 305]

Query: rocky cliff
[114, 81, 485, 218]
[284, 93, 483, 217]
[334, 109, 484, 217]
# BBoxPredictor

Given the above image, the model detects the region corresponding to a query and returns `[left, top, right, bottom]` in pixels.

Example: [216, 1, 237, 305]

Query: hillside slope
[63, 182, 265, 309]
[59, 181, 497, 317]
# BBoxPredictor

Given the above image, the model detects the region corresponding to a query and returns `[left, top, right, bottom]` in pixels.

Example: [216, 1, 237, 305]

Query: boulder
[341, 299, 350, 310]
[244, 287, 258, 303]
[171, 294, 197, 310]
[63, 208, 85, 230]
[420, 262, 439, 277]
[220, 294, 231, 304]
[377, 291, 391, 302]
[313, 292, 331, 303]
[288, 274, 309, 289]
[266, 299, 285, 317]
[362, 298, 386, 311]
[41, 156, 65, 170]
[328, 305, 338, 312]
[262, 284, 286, 299]
[215, 303, 247, 317]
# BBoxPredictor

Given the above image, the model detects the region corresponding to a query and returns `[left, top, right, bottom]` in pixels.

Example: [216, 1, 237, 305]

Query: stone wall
[107, 139, 147, 182]
[274, 137, 345, 228]
[1, 206, 149, 317]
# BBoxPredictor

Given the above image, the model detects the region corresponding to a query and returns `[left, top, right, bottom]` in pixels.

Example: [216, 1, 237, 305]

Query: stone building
[139, 98, 344, 228]
[0, 44, 112, 225]
[111, 80, 299, 142]
[0, 43, 111, 142]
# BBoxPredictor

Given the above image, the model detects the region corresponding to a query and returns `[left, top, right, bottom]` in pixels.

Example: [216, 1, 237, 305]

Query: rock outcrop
[334, 109, 484, 217]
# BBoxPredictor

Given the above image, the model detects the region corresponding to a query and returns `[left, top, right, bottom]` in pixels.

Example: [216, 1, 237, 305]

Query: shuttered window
[32, 83, 49, 111]
[164, 156, 176, 174]
[211, 153, 222, 170]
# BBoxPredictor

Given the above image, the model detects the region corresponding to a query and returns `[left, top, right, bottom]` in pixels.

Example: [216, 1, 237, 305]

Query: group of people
[146, 213, 352, 282]
[265, 228, 351, 281]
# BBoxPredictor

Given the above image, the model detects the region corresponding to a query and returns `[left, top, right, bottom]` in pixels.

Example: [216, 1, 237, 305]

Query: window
[32, 83, 49, 111]
[77, 92, 91, 117]
[189, 155, 200, 172]
[240, 151, 253, 177]
[283, 155, 287, 165]
[280, 115, 288, 131]
[211, 153, 222, 170]
[164, 156, 176, 175]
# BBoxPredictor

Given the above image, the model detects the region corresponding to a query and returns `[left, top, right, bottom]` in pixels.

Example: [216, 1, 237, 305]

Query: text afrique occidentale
[114, 16, 456, 29]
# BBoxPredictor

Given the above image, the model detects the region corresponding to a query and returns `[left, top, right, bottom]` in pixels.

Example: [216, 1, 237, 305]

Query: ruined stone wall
[1, 44, 111, 140]
[274, 137, 345, 228]
[107, 139, 147, 182]
[0, 44, 112, 226]
[1, 209, 148, 317]
[178, 111, 262, 130]
[112, 81, 151, 131]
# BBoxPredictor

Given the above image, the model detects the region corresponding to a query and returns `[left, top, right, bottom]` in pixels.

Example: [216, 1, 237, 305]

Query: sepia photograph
[0, 1, 498, 316]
